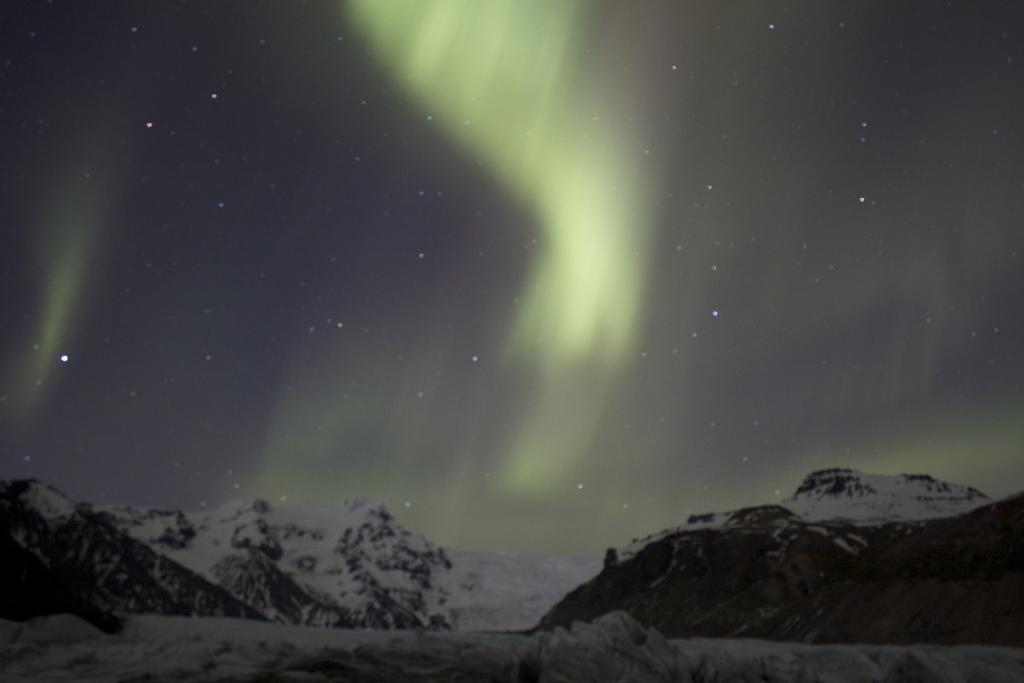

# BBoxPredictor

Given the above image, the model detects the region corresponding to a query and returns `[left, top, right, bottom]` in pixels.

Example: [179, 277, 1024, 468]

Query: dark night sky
[1, 1, 1022, 554]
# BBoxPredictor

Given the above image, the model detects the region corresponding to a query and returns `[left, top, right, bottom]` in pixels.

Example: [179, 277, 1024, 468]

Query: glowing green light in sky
[3, 174, 106, 422]
[347, 0, 651, 493]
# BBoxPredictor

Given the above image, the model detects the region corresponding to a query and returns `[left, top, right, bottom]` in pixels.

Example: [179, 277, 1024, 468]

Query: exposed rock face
[540, 471, 1024, 646]
[209, 551, 351, 627]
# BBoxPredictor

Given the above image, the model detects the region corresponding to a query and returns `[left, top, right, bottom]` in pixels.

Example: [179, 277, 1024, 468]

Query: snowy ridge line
[620, 468, 990, 560]
[99, 493, 599, 631]
[1, 478, 599, 632]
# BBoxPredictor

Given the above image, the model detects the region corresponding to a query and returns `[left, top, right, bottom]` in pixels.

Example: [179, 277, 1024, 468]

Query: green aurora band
[345, 0, 651, 494]
[3, 159, 109, 425]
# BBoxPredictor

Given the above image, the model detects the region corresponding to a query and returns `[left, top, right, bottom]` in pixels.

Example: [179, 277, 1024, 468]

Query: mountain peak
[792, 467, 869, 496]
[619, 468, 992, 561]
[204, 496, 393, 523]
[0, 479, 77, 523]
[206, 497, 273, 519]
[784, 468, 988, 523]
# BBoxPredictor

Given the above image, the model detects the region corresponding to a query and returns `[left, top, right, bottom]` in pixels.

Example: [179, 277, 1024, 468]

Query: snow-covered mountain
[0, 480, 260, 633]
[99, 496, 598, 632]
[621, 468, 990, 560]
[782, 467, 988, 522]
[0, 479, 598, 633]
[99, 497, 455, 630]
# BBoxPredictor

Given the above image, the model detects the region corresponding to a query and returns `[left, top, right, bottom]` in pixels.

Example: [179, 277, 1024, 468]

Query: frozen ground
[3, 611, 1023, 682]
[442, 548, 600, 631]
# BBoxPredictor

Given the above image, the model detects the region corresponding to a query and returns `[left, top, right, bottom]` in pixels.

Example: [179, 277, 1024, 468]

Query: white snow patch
[16, 482, 77, 524]
[832, 537, 859, 555]
[441, 550, 600, 631]
[847, 533, 868, 547]
[782, 469, 989, 524]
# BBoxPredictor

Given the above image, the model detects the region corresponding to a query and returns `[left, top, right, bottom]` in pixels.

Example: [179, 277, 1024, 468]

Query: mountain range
[3, 467, 1022, 648]
[540, 468, 1024, 646]
[0, 479, 597, 633]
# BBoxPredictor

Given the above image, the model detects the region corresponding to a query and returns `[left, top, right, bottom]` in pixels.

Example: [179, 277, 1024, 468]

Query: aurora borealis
[348, 0, 651, 494]
[1, 1, 1022, 553]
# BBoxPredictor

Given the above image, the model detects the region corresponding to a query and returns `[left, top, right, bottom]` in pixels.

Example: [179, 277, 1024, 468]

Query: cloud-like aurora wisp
[346, 0, 652, 494]
[2, 173, 107, 424]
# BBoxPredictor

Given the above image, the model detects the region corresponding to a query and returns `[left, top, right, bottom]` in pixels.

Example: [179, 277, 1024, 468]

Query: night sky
[1, 1, 1022, 554]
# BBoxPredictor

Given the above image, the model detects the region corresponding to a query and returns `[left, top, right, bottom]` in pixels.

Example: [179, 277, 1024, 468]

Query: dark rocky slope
[540, 475, 1024, 646]
[0, 480, 263, 631]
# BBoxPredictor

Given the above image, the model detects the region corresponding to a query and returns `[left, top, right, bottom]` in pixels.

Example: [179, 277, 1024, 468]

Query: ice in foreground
[3, 611, 1024, 683]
